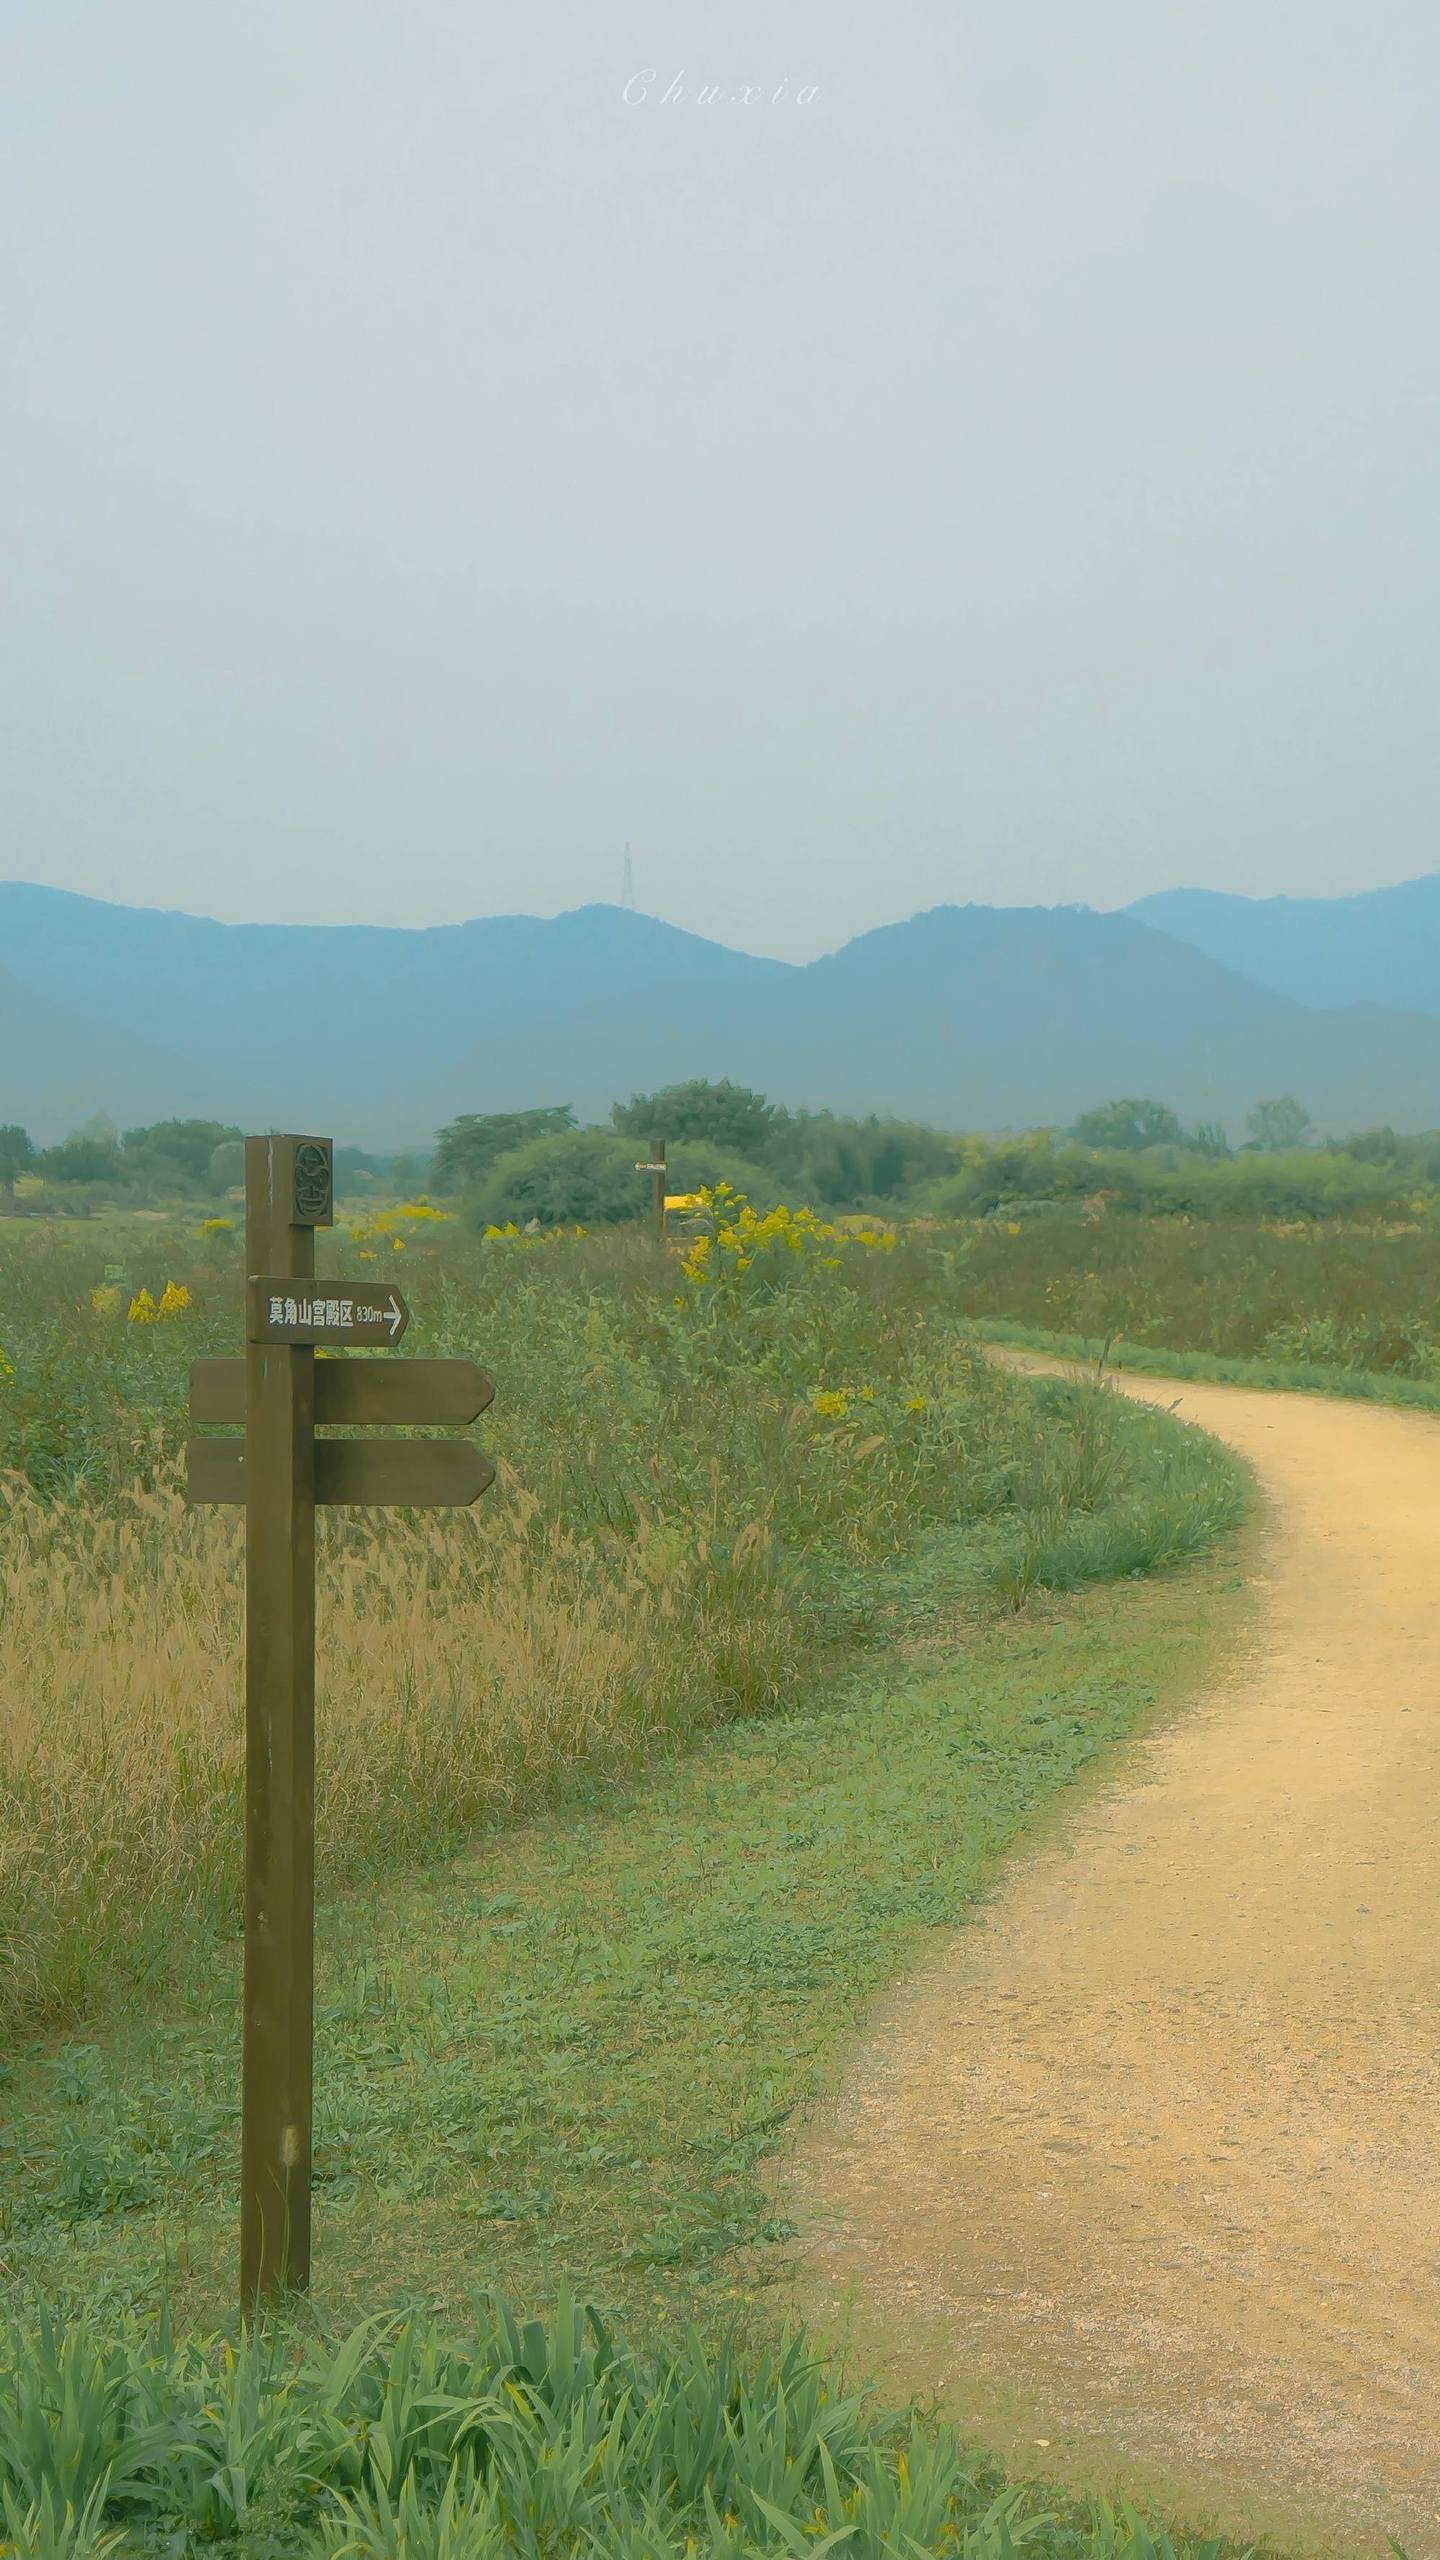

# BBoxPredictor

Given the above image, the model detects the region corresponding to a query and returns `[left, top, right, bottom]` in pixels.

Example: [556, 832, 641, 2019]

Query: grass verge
[0, 2278, 1289, 2560]
[966, 1318, 1440, 1413]
[2, 1391, 1250, 2336]
[0, 1385, 1276, 2557]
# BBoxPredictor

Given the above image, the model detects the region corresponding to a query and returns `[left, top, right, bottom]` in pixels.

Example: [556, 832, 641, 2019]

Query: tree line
[8, 1081, 1440, 1222]
[0, 1117, 416, 1206]
[428, 1081, 1440, 1228]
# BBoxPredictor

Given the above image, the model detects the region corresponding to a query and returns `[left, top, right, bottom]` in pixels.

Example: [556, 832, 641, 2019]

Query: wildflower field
[936, 1209, 1440, 1387]
[0, 1192, 1246, 2043]
[0, 1192, 1293, 2560]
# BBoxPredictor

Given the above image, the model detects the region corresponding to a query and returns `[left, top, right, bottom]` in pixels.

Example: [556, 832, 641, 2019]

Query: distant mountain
[1126, 874, 1440, 1014]
[8, 879, 1440, 1144]
[0, 884, 789, 1143]
[0, 961, 228, 1138]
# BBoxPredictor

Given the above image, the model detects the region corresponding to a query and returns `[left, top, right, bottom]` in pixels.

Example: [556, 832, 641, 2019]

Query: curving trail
[781, 1368, 1440, 2559]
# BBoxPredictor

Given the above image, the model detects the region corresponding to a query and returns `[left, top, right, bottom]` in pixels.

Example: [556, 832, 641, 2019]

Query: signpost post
[634, 1137, 666, 1241]
[186, 1133, 495, 2312]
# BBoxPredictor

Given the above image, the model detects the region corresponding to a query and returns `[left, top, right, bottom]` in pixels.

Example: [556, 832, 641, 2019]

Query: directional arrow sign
[192, 1356, 493, 1428]
[247, 1277, 410, 1347]
[189, 1438, 495, 1507]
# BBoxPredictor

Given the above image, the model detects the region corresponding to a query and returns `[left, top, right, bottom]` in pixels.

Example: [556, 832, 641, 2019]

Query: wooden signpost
[634, 1136, 666, 1240]
[186, 1134, 495, 2311]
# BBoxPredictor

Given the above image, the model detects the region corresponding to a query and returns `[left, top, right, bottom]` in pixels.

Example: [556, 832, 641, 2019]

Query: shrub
[468, 1133, 777, 1230]
[467, 1131, 644, 1227]
[432, 1108, 577, 1193]
[925, 1138, 1423, 1224]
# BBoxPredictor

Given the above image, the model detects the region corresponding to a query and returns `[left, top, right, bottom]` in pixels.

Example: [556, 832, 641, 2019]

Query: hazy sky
[5, 2, 1438, 960]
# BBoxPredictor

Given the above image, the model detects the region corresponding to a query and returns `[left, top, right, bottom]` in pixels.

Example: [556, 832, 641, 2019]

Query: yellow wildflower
[812, 1388, 850, 1418]
[906, 1395, 926, 1413]
[128, 1288, 159, 1324]
[158, 1280, 191, 1316]
[199, 1216, 233, 1238]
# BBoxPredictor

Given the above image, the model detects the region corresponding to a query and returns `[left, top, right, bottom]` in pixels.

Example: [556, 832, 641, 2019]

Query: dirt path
[780, 1368, 1440, 2560]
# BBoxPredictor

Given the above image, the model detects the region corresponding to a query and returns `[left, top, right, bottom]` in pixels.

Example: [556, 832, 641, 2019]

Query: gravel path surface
[781, 1367, 1440, 2559]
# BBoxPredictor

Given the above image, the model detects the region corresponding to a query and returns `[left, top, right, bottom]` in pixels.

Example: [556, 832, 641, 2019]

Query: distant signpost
[186, 1133, 495, 2312]
[634, 1136, 666, 1240]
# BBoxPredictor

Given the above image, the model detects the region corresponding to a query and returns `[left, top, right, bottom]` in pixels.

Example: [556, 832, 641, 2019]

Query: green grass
[965, 1319, 1440, 1413]
[1, 1217, 1248, 2048]
[0, 2275, 1287, 2560]
[1, 1390, 1250, 2332]
[934, 1213, 1440, 1385]
[0, 1531, 1265, 2558]
[0, 1214, 1310, 2557]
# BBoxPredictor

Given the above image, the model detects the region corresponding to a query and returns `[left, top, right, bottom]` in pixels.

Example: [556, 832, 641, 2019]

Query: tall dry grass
[1, 1212, 1246, 2046]
[0, 1466, 796, 2039]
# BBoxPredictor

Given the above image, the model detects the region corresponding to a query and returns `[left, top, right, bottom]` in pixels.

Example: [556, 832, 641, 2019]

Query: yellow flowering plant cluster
[347, 1197, 454, 1261]
[126, 1281, 192, 1325]
[678, 1186, 895, 1298]
[809, 1383, 928, 1426]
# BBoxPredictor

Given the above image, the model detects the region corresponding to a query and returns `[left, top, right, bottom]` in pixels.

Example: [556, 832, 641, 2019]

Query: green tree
[122, 1119, 242, 1192]
[1336, 1124, 1403, 1165]
[770, 1110, 955, 1207]
[469, 1130, 648, 1229]
[0, 1125, 35, 1200]
[432, 1107, 577, 1193]
[469, 1130, 778, 1230]
[209, 1138, 246, 1191]
[1245, 1096, 1313, 1152]
[611, 1079, 782, 1157]
[37, 1134, 122, 1184]
[1189, 1120, 1233, 1159]
[1069, 1098, 1185, 1152]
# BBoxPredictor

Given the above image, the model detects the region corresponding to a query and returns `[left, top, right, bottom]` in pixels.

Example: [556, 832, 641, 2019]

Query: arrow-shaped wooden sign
[188, 1438, 495, 1507]
[191, 1356, 493, 1428]
[247, 1278, 410, 1346]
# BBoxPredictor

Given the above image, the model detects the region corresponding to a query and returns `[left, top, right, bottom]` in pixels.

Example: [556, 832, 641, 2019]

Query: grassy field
[0, 1562, 1265, 2560]
[939, 1212, 1440, 1382]
[2, 1540, 1248, 2330]
[1, 1500, 1258, 2558]
[0, 1198, 1314, 2559]
[0, 1205, 1243, 2045]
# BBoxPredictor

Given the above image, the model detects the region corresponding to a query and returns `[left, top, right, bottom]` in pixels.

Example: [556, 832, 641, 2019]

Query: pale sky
[4, 1, 1438, 961]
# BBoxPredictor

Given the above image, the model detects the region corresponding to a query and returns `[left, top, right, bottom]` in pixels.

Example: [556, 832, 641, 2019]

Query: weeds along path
[780, 1364, 1440, 2560]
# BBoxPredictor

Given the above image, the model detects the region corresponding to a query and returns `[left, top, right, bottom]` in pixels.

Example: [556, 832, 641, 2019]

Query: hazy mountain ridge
[1126, 873, 1440, 1014]
[7, 879, 1440, 1144]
